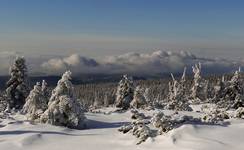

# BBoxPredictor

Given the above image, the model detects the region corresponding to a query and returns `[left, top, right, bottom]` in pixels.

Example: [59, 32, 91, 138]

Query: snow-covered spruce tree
[165, 68, 192, 111]
[41, 80, 49, 100]
[93, 91, 102, 109]
[5, 56, 29, 110]
[115, 75, 135, 110]
[22, 81, 48, 120]
[130, 86, 147, 109]
[144, 88, 151, 104]
[40, 71, 86, 128]
[211, 76, 226, 103]
[189, 63, 208, 104]
[217, 68, 244, 109]
[103, 92, 112, 107]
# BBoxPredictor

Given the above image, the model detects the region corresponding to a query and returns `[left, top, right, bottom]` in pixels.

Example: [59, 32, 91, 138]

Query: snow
[1, 108, 244, 150]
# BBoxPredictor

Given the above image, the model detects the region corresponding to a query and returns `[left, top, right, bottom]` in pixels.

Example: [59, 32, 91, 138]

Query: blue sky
[0, 0, 243, 59]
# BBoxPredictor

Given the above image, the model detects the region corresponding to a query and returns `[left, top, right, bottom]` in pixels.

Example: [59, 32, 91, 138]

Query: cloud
[39, 51, 243, 76]
[40, 54, 99, 75]
[0, 50, 243, 76]
[102, 50, 242, 75]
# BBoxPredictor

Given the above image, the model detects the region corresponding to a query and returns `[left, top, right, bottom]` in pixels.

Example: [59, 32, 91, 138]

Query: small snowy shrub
[151, 112, 176, 134]
[118, 110, 152, 144]
[119, 121, 151, 145]
[40, 71, 86, 128]
[202, 109, 229, 124]
[151, 112, 201, 134]
[119, 111, 204, 144]
[233, 107, 244, 119]
[132, 124, 151, 145]
[118, 124, 133, 134]
[131, 109, 146, 120]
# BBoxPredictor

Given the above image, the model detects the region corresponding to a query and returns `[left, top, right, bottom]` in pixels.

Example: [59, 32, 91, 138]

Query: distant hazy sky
[0, 0, 243, 59]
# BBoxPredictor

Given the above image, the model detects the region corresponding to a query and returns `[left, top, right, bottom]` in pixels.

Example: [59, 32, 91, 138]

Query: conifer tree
[6, 56, 29, 110]
[115, 75, 134, 110]
[217, 68, 244, 109]
[130, 86, 147, 109]
[166, 68, 192, 111]
[41, 71, 86, 128]
[22, 81, 48, 120]
[190, 63, 208, 104]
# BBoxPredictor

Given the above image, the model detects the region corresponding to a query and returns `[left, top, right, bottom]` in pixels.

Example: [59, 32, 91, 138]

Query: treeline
[74, 73, 244, 111]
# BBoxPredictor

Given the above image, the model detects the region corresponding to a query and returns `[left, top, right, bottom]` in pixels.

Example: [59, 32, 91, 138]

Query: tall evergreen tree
[217, 68, 244, 109]
[41, 71, 86, 128]
[165, 68, 192, 111]
[130, 86, 147, 109]
[6, 56, 29, 110]
[115, 75, 134, 110]
[190, 63, 208, 104]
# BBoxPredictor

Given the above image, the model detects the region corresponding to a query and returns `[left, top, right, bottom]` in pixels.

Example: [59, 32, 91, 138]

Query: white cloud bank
[40, 54, 99, 75]
[0, 50, 243, 76]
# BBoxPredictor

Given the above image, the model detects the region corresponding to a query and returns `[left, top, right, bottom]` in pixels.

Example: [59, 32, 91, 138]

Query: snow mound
[1, 108, 244, 150]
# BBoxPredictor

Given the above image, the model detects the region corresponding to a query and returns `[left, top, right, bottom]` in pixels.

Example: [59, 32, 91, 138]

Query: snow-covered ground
[1, 108, 244, 150]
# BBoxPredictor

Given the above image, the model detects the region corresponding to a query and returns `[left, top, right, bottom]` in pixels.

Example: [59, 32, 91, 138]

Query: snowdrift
[1, 108, 244, 150]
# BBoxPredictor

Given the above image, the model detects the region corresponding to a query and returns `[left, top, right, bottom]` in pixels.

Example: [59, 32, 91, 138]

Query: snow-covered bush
[130, 86, 147, 109]
[233, 107, 244, 119]
[151, 112, 174, 134]
[189, 63, 208, 104]
[40, 71, 86, 128]
[118, 124, 133, 134]
[115, 75, 135, 110]
[5, 56, 29, 110]
[200, 104, 217, 113]
[151, 112, 179, 134]
[165, 68, 192, 111]
[202, 109, 229, 124]
[22, 81, 48, 120]
[131, 124, 151, 145]
[118, 110, 151, 145]
[120, 110, 224, 144]
[151, 112, 201, 134]
[119, 122, 151, 145]
[131, 109, 146, 120]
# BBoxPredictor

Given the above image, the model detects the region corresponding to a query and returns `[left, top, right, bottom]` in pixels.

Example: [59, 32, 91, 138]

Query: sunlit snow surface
[1, 107, 244, 150]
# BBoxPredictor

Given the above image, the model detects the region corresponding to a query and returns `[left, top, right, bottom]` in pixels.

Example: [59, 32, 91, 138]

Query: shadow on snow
[85, 119, 130, 129]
